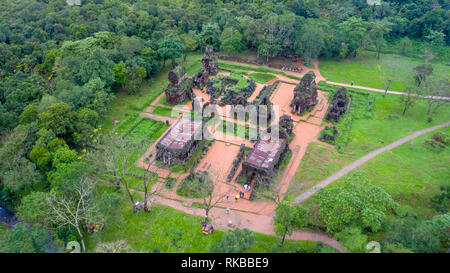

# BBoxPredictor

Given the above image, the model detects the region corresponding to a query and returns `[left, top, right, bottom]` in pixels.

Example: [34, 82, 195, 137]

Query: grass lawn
[85, 202, 320, 253]
[248, 73, 276, 84]
[286, 87, 450, 202]
[125, 118, 169, 144]
[301, 127, 449, 234]
[0, 225, 6, 241]
[219, 61, 301, 81]
[151, 106, 178, 117]
[319, 50, 450, 91]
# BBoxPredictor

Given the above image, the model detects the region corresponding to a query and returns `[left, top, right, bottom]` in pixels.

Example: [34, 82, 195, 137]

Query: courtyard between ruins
[136, 59, 331, 217]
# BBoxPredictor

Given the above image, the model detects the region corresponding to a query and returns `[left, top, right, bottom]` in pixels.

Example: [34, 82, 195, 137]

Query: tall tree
[274, 201, 308, 246]
[338, 17, 369, 57]
[85, 132, 146, 213]
[158, 34, 185, 67]
[48, 177, 98, 252]
[316, 172, 397, 233]
[295, 24, 325, 66]
[220, 27, 246, 55]
[369, 19, 393, 59]
[210, 228, 256, 253]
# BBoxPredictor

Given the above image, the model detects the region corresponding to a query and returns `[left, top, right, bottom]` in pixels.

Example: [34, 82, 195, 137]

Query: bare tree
[48, 177, 98, 252]
[200, 167, 232, 222]
[422, 77, 450, 115]
[377, 57, 401, 97]
[85, 132, 149, 213]
[140, 159, 162, 212]
[85, 132, 144, 190]
[399, 86, 421, 116]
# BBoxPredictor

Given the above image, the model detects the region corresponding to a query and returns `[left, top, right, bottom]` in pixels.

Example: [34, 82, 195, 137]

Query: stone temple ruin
[192, 45, 219, 88]
[164, 66, 194, 105]
[279, 114, 294, 139]
[155, 117, 202, 166]
[291, 71, 318, 114]
[206, 74, 256, 106]
[239, 116, 293, 189]
[240, 134, 288, 188]
[326, 87, 349, 122]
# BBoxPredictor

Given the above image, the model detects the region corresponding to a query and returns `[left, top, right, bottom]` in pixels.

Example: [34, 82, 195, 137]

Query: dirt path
[291, 121, 450, 204]
[148, 195, 343, 252]
[226, 59, 450, 101]
[326, 81, 450, 101]
[140, 112, 177, 124]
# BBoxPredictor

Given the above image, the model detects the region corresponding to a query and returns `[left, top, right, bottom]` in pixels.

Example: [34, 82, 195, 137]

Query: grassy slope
[287, 89, 450, 202]
[85, 204, 318, 253]
[319, 50, 450, 91]
[302, 127, 449, 232]
[249, 72, 277, 84]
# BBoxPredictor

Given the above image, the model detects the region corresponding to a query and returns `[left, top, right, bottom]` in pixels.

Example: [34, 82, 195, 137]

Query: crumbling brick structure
[155, 117, 202, 166]
[291, 71, 318, 114]
[240, 133, 289, 188]
[320, 126, 338, 143]
[250, 82, 279, 125]
[206, 74, 256, 106]
[193, 45, 218, 88]
[164, 66, 194, 105]
[326, 87, 349, 122]
[279, 114, 294, 139]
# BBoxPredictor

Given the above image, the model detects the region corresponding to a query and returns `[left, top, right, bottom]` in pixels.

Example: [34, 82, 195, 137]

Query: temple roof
[158, 117, 202, 150]
[245, 134, 285, 169]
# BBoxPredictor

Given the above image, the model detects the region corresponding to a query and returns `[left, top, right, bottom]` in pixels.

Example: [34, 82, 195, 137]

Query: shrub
[165, 177, 176, 189]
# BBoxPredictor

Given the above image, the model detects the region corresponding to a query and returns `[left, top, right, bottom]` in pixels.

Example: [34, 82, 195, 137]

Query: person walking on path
[226, 208, 230, 215]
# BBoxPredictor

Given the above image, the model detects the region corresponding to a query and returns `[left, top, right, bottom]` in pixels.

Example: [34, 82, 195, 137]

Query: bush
[176, 171, 213, 198]
[165, 177, 176, 189]
[424, 132, 449, 153]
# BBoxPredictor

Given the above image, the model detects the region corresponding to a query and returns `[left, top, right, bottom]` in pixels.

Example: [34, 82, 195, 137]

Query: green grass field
[286, 88, 450, 202]
[151, 106, 177, 117]
[218, 61, 301, 81]
[85, 203, 321, 253]
[300, 127, 449, 234]
[248, 73, 276, 84]
[125, 119, 168, 144]
[319, 51, 450, 91]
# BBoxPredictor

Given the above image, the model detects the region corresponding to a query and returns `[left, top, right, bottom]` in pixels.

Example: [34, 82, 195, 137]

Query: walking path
[224, 58, 450, 101]
[291, 121, 450, 204]
[148, 195, 343, 252]
[326, 81, 450, 101]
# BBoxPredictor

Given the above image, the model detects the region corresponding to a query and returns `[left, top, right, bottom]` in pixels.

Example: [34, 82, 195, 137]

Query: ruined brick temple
[326, 87, 349, 122]
[240, 133, 289, 188]
[164, 66, 194, 105]
[193, 45, 219, 88]
[155, 117, 203, 166]
[291, 71, 318, 114]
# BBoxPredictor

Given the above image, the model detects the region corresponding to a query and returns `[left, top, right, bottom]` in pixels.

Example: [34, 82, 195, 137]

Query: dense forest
[0, 0, 449, 252]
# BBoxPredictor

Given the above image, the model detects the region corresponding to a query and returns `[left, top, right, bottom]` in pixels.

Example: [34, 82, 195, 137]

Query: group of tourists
[201, 221, 214, 235]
